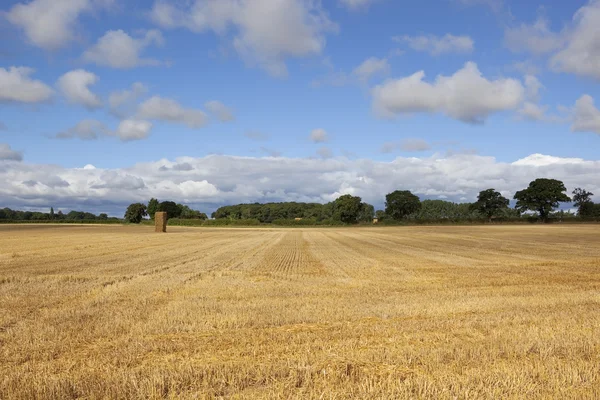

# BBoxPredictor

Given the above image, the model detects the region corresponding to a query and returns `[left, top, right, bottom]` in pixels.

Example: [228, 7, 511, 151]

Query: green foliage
[178, 204, 208, 220]
[579, 202, 600, 219]
[124, 203, 147, 224]
[471, 189, 509, 220]
[514, 179, 571, 222]
[157, 201, 181, 219]
[0, 207, 113, 222]
[409, 200, 481, 221]
[375, 210, 386, 220]
[333, 194, 363, 224]
[358, 203, 375, 222]
[385, 190, 421, 220]
[147, 198, 160, 219]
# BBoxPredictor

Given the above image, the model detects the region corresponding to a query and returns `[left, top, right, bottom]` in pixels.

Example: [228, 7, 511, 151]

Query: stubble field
[1, 224, 599, 399]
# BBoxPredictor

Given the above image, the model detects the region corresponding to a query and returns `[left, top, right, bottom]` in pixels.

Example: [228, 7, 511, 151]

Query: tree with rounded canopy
[124, 203, 147, 223]
[385, 190, 421, 220]
[572, 188, 594, 210]
[513, 179, 571, 222]
[471, 188, 509, 221]
[333, 194, 363, 224]
[157, 201, 182, 219]
[147, 198, 159, 219]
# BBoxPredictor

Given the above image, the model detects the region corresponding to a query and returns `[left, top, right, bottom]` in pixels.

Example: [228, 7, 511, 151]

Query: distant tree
[124, 203, 147, 223]
[514, 179, 571, 222]
[50, 207, 55, 220]
[147, 198, 160, 219]
[358, 203, 375, 222]
[375, 210, 386, 220]
[385, 190, 421, 220]
[178, 204, 208, 220]
[471, 189, 509, 221]
[57, 210, 64, 220]
[157, 201, 181, 219]
[333, 194, 363, 224]
[572, 188, 594, 216]
[98, 213, 108, 220]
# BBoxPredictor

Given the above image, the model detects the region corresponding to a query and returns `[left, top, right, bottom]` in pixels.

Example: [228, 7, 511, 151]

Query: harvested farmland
[1, 224, 600, 399]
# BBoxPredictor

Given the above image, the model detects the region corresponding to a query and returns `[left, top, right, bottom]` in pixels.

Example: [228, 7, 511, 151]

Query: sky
[1, 0, 600, 216]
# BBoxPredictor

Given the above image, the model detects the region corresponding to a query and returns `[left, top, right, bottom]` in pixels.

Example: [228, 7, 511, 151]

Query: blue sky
[1, 0, 600, 215]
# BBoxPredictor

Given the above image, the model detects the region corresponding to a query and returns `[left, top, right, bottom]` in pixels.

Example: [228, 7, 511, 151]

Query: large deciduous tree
[157, 201, 182, 219]
[333, 194, 363, 224]
[471, 188, 509, 221]
[124, 203, 148, 224]
[147, 198, 159, 219]
[513, 179, 571, 222]
[385, 190, 421, 220]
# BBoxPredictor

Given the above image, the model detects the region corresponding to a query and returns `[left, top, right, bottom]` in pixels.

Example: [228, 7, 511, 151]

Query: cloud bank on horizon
[1, 0, 600, 215]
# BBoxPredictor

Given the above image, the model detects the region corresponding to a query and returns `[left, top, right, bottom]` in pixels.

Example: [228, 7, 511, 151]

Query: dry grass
[1, 224, 600, 399]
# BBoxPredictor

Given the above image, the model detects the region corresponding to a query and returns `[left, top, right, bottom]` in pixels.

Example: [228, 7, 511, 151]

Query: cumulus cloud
[572, 94, 600, 135]
[0, 144, 23, 161]
[353, 57, 390, 82]
[55, 118, 152, 141]
[1, 152, 599, 215]
[83, 29, 165, 69]
[310, 128, 329, 143]
[504, 17, 563, 55]
[395, 34, 474, 55]
[5, 0, 110, 50]
[108, 82, 148, 118]
[517, 102, 549, 122]
[55, 119, 109, 140]
[550, 1, 600, 79]
[56, 69, 102, 109]
[0, 67, 53, 103]
[137, 96, 207, 128]
[205, 100, 235, 122]
[149, 0, 337, 77]
[113, 119, 153, 141]
[372, 62, 525, 124]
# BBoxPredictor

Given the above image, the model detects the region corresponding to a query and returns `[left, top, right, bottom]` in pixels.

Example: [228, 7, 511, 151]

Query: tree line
[206, 178, 599, 224]
[124, 198, 208, 223]
[0, 207, 116, 221]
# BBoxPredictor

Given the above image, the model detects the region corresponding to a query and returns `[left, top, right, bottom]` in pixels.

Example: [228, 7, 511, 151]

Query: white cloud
[2, 152, 599, 215]
[108, 82, 148, 118]
[353, 57, 390, 81]
[114, 119, 153, 141]
[150, 0, 337, 77]
[0, 67, 53, 103]
[551, 1, 600, 79]
[56, 69, 102, 109]
[310, 128, 329, 143]
[572, 94, 600, 135]
[0, 144, 23, 161]
[205, 100, 235, 122]
[524, 75, 542, 101]
[372, 62, 524, 124]
[5, 0, 108, 50]
[504, 17, 563, 55]
[56, 119, 108, 140]
[137, 96, 207, 128]
[517, 102, 548, 122]
[395, 34, 474, 55]
[83, 29, 165, 69]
